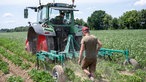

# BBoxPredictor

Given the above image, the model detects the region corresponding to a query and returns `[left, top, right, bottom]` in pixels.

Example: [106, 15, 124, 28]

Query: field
[0, 30, 146, 82]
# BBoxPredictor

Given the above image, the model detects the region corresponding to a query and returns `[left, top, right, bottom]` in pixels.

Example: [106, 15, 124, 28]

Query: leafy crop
[0, 47, 23, 66]
[0, 59, 9, 74]
[0, 37, 36, 63]
[135, 69, 146, 81]
[64, 67, 93, 82]
[120, 74, 142, 82]
[95, 60, 145, 82]
[7, 76, 24, 82]
[29, 69, 54, 82]
[65, 68, 76, 81]
[0, 30, 146, 81]
[92, 30, 146, 67]
[0, 47, 31, 70]
[21, 63, 31, 70]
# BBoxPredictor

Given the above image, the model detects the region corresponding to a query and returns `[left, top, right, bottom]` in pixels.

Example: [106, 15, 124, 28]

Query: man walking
[78, 26, 102, 81]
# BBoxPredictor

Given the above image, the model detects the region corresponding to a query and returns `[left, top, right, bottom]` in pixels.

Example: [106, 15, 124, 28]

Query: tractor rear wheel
[52, 65, 65, 82]
[27, 27, 37, 54]
[46, 36, 54, 52]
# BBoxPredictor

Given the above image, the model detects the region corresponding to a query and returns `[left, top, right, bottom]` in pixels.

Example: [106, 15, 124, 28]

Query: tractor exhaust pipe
[39, 0, 41, 6]
[72, 0, 74, 5]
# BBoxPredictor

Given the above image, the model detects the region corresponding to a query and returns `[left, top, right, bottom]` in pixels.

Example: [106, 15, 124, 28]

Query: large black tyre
[27, 27, 37, 54]
[52, 65, 65, 82]
[46, 36, 54, 52]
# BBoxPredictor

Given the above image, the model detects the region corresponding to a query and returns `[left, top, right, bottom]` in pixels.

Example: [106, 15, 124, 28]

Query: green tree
[87, 10, 113, 30]
[139, 9, 146, 29]
[103, 14, 112, 30]
[74, 18, 86, 26]
[87, 10, 106, 30]
[119, 10, 140, 29]
[112, 18, 119, 29]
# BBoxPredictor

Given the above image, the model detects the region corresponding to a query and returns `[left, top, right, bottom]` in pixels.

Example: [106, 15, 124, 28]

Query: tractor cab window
[49, 8, 72, 25]
[37, 7, 47, 23]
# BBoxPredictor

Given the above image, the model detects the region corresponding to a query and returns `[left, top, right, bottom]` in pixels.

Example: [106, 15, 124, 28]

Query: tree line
[75, 9, 146, 30]
[0, 26, 29, 32]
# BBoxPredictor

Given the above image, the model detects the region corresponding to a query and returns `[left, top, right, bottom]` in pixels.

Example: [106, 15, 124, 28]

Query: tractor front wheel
[52, 65, 65, 82]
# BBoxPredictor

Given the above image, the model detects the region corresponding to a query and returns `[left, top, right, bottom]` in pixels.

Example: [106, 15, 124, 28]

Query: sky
[0, 0, 146, 29]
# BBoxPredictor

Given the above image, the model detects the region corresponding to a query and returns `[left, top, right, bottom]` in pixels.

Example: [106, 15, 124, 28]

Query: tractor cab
[49, 7, 74, 25]
[24, 3, 82, 54]
[36, 3, 78, 25]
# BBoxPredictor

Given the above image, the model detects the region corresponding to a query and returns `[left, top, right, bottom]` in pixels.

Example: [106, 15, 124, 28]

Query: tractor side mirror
[34, 8, 37, 12]
[24, 8, 28, 18]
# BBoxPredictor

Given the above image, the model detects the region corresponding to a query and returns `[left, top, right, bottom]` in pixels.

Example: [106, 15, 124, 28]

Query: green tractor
[24, 2, 82, 54]
[24, 2, 82, 81]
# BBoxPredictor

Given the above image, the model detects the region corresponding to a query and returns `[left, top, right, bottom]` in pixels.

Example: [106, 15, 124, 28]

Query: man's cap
[82, 26, 89, 31]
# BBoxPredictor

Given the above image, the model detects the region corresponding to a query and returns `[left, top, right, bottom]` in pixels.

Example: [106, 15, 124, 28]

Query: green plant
[65, 68, 76, 81]
[21, 63, 31, 70]
[0, 60, 9, 74]
[29, 69, 54, 82]
[135, 69, 146, 81]
[121, 74, 142, 82]
[7, 76, 24, 82]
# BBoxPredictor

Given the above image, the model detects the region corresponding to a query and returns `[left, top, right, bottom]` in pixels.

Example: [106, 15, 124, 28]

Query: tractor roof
[37, 3, 77, 11]
[51, 7, 78, 11]
[47, 3, 76, 8]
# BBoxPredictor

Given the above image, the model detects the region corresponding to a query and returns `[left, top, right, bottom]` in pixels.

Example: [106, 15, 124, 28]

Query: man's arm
[78, 43, 85, 64]
[96, 39, 102, 53]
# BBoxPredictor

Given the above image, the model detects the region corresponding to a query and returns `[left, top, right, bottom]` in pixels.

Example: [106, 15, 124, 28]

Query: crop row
[91, 30, 146, 67]
[7, 76, 24, 82]
[0, 58, 9, 74]
[0, 47, 30, 70]
[29, 66, 91, 82]
[95, 60, 146, 82]
[28, 69, 54, 82]
[0, 37, 36, 63]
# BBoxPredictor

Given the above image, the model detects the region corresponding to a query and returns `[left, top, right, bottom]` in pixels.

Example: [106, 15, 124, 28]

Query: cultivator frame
[99, 48, 129, 61]
[36, 35, 79, 64]
[36, 34, 130, 65]
[35, 34, 133, 82]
